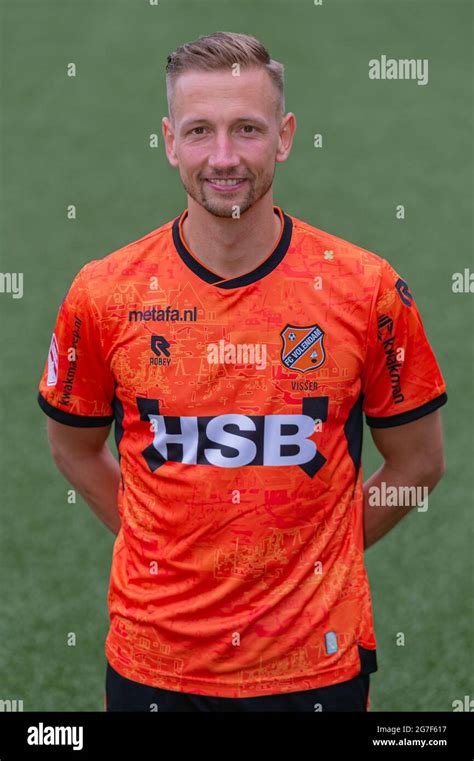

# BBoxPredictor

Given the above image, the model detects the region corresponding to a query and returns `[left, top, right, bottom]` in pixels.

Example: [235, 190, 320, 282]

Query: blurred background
[0, 0, 472, 710]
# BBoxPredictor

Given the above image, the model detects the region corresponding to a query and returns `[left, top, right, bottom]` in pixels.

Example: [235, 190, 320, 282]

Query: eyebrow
[180, 116, 269, 131]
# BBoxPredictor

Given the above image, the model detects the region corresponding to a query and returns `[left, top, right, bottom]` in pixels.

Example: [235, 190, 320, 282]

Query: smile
[205, 179, 247, 191]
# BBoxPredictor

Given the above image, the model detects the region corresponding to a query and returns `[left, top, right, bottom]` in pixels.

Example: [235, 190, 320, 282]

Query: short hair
[166, 31, 285, 124]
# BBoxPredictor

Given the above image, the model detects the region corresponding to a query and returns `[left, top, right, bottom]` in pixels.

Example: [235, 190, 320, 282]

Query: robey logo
[150, 335, 171, 365]
[136, 396, 329, 478]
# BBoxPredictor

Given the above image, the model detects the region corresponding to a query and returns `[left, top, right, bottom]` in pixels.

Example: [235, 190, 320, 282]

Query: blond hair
[166, 31, 285, 123]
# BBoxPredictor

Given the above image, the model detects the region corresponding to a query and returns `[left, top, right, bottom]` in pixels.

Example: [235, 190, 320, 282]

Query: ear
[162, 116, 179, 167]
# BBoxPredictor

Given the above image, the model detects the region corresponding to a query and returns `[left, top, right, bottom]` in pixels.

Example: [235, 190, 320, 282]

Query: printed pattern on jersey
[37, 206, 446, 697]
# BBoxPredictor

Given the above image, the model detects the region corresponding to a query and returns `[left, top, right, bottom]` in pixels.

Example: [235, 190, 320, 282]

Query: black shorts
[105, 661, 371, 712]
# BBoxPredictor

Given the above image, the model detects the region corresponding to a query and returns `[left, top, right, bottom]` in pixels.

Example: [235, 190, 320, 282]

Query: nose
[207, 132, 240, 171]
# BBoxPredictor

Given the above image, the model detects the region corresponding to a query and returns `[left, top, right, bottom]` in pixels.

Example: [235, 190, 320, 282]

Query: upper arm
[362, 258, 447, 429]
[46, 417, 112, 459]
[361, 261, 448, 483]
[37, 263, 116, 438]
[370, 408, 446, 480]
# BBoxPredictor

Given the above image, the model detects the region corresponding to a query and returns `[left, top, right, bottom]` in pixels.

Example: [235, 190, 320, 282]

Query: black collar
[171, 205, 293, 289]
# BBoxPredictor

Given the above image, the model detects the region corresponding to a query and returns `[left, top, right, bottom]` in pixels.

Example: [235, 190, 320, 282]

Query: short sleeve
[362, 259, 447, 428]
[37, 263, 115, 427]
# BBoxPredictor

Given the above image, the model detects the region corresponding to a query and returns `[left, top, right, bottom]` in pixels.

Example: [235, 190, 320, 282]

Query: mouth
[205, 178, 247, 192]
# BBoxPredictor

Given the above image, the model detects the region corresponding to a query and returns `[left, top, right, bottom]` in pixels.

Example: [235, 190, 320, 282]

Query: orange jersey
[37, 205, 447, 697]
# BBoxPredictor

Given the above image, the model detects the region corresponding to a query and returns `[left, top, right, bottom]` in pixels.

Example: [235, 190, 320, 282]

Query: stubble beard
[180, 167, 276, 218]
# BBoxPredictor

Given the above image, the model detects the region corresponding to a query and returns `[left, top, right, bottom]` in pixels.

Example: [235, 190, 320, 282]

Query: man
[37, 31, 447, 712]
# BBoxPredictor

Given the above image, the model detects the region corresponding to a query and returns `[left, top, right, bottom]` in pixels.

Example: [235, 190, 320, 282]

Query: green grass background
[0, 0, 472, 711]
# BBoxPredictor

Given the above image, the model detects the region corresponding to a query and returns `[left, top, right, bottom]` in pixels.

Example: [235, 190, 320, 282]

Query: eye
[188, 124, 258, 136]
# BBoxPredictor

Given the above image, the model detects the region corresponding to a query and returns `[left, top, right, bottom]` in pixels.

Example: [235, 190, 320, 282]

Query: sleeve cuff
[37, 391, 114, 428]
[365, 391, 447, 429]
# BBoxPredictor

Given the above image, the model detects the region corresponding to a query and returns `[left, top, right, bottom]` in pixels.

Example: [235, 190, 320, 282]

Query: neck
[181, 196, 282, 280]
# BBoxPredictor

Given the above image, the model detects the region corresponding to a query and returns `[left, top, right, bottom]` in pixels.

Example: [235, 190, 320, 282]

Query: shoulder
[287, 211, 395, 283]
[77, 217, 175, 294]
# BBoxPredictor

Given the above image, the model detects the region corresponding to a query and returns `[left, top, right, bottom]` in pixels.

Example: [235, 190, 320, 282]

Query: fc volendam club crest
[280, 323, 326, 373]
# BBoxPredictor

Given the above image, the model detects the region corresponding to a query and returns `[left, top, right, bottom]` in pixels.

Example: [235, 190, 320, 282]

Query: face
[162, 67, 296, 218]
